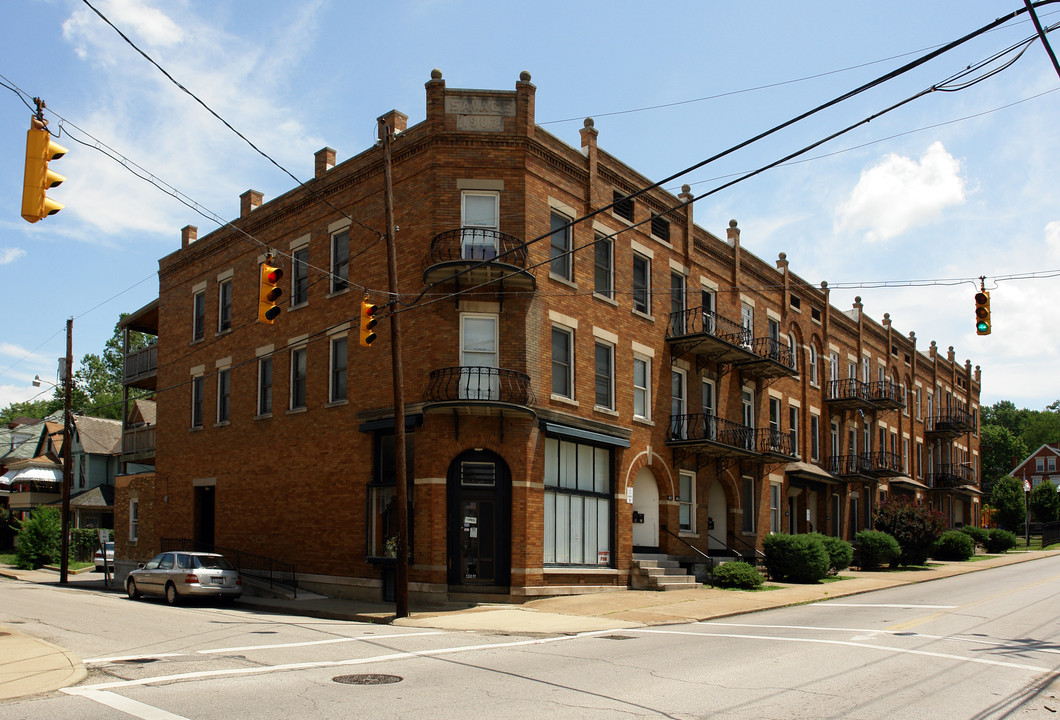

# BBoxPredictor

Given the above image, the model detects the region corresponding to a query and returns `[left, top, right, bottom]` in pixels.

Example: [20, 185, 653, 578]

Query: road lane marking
[633, 628, 1054, 673]
[64, 629, 618, 694]
[197, 630, 447, 654]
[69, 689, 189, 720]
[84, 653, 186, 664]
[699, 622, 1060, 655]
[888, 573, 1060, 632]
[810, 603, 957, 609]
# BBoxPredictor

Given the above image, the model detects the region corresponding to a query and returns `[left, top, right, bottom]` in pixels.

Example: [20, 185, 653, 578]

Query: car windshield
[192, 556, 235, 570]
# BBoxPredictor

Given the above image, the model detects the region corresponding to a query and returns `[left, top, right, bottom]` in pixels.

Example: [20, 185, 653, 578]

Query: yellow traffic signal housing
[258, 260, 284, 324]
[360, 298, 378, 347]
[21, 120, 67, 223]
[974, 290, 991, 335]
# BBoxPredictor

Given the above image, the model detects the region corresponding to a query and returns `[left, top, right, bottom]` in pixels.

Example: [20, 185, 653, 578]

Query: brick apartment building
[114, 70, 982, 602]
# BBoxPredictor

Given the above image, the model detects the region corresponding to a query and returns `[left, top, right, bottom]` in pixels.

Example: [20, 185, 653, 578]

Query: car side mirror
[137, 562, 145, 569]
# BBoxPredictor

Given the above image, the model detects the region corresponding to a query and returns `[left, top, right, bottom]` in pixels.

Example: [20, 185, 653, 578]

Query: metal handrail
[666, 306, 747, 345]
[668, 413, 756, 452]
[725, 532, 766, 565]
[161, 538, 297, 597]
[828, 378, 872, 402]
[748, 336, 794, 369]
[660, 525, 713, 588]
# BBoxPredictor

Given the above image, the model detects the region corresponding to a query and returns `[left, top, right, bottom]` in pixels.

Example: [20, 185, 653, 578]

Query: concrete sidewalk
[2, 549, 1058, 701]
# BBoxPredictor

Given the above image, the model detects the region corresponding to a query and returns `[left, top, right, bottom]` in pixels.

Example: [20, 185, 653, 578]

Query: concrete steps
[630, 554, 700, 591]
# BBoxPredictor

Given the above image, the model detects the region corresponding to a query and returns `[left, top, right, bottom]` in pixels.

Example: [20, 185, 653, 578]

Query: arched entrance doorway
[707, 481, 728, 551]
[447, 449, 511, 589]
[632, 467, 659, 551]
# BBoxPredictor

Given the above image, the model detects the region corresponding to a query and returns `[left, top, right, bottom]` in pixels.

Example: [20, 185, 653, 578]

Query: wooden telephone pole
[379, 118, 409, 618]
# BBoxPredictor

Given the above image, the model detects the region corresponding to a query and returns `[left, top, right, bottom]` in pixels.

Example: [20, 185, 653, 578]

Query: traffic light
[360, 297, 378, 347]
[258, 258, 284, 324]
[974, 290, 991, 336]
[21, 119, 67, 223]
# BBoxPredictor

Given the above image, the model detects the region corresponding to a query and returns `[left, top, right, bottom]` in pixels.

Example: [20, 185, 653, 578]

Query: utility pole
[59, 317, 73, 584]
[379, 117, 409, 618]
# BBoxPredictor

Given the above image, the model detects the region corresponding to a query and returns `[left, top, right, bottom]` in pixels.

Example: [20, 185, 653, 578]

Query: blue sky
[2, 0, 1059, 412]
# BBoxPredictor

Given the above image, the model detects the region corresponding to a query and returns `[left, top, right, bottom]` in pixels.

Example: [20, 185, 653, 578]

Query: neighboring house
[0, 414, 121, 527]
[1011, 444, 1060, 490]
[113, 72, 983, 602]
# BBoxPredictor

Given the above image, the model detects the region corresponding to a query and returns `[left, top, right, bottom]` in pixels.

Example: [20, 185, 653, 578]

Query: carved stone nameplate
[446, 94, 516, 132]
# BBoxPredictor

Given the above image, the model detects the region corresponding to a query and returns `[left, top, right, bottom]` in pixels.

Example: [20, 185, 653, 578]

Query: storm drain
[117, 658, 160, 664]
[333, 674, 403, 685]
[600, 634, 637, 641]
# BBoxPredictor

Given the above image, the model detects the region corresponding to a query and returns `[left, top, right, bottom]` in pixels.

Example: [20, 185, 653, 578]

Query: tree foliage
[15, 507, 62, 570]
[873, 497, 947, 566]
[979, 424, 1028, 498]
[1029, 480, 1060, 523]
[990, 476, 1027, 531]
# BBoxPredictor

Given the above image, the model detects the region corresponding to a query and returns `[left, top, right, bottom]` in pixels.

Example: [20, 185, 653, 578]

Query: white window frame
[549, 210, 573, 282]
[330, 229, 350, 294]
[329, 336, 348, 403]
[257, 356, 273, 416]
[678, 470, 696, 533]
[593, 233, 613, 300]
[633, 354, 651, 421]
[811, 413, 820, 462]
[217, 278, 232, 333]
[671, 367, 687, 439]
[290, 346, 307, 410]
[551, 325, 574, 400]
[460, 313, 499, 400]
[632, 252, 651, 316]
[789, 405, 799, 458]
[770, 483, 782, 533]
[594, 340, 615, 411]
[809, 344, 818, 386]
[461, 191, 499, 260]
[129, 497, 139, 542]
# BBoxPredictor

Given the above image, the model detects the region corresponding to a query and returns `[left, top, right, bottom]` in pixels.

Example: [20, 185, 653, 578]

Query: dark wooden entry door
[448, 450, 510, 587]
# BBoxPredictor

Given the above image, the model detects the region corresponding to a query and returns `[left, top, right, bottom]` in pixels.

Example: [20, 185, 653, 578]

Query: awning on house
[1, 466, 62, 486]
[890, 476, 930, 490]
[784, 461, 838, 484]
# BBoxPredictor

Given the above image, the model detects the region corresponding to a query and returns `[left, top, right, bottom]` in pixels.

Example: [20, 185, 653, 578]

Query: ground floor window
[543, 437, 612, 566]
[770, 484, 781, 533]
[367, 430, 415, 558]
[678, 470, 695, 532]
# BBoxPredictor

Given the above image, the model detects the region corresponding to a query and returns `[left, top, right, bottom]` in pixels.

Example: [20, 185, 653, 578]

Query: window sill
[649, 234, 673, 250]
[287, 407, 308, 415]
[288, 302, 308, 312]
[548, 273, 577, 289]
[190, 337, 204, 346]
[325, 399, 349, 408]
[327, 287, 351, 299]
[215, 328, 232, 337]
[632, 416, 654, 427]
[543, 567, 619, 575]
[632, 308, 654, 322]
[593, 292, 618, 306]
[214, 420, 230, 428]
[678, 531, 699, 539]
[611, 211, 634, 227]
[255, 413, 273, 420]
[550, 394, 579, 407]
[594, 406, 619, 417]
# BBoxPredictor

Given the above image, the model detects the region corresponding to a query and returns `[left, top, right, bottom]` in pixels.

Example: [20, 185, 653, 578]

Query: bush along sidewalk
[763, 534, 829, 583]
[933, 530, 975, 561]
[985, 528, 1018, 554]
[713, 561, 764, 589]
[873, 498, 945, 567]
[805, 533, 853, 575]
[853, 529, 901, 570]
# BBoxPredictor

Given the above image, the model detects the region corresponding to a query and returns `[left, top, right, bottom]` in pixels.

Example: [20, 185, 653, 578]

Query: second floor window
[594, 341, 614, 410]
[258, 357, 272, 416]
[292, 247, 309, 306]
[217, 369, 230, 423]
[594, 235, 613, 299]
[551, 326, 573, 399]
[192, 291, 205, 342]
[550, 212, 572, 281]
[331, 230, 349, 293]
[632, 253, 650, 315]
[218, 280, 232, 332]
[330, 337, 348, 402]
[633, 356, 650, 420]
[191, 375, 204, 428]
[290, 348, 307, 410]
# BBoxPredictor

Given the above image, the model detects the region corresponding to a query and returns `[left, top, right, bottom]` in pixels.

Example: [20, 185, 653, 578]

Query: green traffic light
[977, 320, 989, 334]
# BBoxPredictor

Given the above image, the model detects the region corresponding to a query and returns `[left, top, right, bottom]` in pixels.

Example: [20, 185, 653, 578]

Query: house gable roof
[1011, 443, 1060, 476]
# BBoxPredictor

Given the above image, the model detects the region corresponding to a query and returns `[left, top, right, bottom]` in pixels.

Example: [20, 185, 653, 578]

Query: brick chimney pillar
[240, 190, 263, 218]
[181, 225, 197, 249]
[315, 147, 336, 179]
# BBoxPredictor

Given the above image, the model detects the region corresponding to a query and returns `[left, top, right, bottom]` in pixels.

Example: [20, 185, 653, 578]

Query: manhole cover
[333, 674, 402, 685]
[118, 658, 159, 664]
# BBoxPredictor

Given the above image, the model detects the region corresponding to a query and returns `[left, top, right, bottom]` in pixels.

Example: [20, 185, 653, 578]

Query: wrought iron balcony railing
[668, 413, 756, 452]
[868, 380, 904, 409]
[666, 307, 748, 345]
[926, 408, 976, 435]
[756, 427, 795, 457]
[927, 463, 976, 489]
[424, 366, 535, 407]
[422, 228, 529, 272]
[827, 378, 873, 403]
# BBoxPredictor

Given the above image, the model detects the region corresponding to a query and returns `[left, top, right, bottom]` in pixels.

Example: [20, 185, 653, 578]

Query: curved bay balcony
[868, 380, 904, 410]
[423, 366, 535, 417]
[927, 463, 976, 489]
[732, 337, 798, 379]
[667, 414, 758, 461]
[826, 378, 875, 411]
[926, 408, 976, 439]
[666, 308, 757, 365]
[422, 228, 535, 290]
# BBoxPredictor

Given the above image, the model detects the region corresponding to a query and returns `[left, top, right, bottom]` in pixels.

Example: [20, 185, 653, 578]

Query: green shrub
[763, 533, 829, 583]
[933, 530, 975, 561]
[853, 529, 901, 570]
[69, 528, 111, 563]
[958, 525, 989, 547]
[873, 498, 946, 566]
[713, 561, 764, 589]
[985, 528, 1018, 554]
[15, 507, 61, 570]
[806, 532, 853, 574]
[990, 476, 1028, 531]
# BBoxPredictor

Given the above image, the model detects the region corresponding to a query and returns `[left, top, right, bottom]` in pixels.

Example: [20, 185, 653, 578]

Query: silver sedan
[126, 551, 243, 605]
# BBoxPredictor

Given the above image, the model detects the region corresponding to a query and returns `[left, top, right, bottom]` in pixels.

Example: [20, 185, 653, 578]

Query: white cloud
[835, 141, 966, 243]
[0, 248, 25, 265]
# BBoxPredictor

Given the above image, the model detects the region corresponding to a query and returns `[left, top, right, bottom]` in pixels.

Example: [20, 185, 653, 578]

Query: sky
[1, 0, 1059, 414]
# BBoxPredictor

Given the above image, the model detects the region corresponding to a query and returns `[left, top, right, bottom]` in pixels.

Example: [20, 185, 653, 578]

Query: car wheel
[126, 578, 141, 600]
[165, 582, 180, 606]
